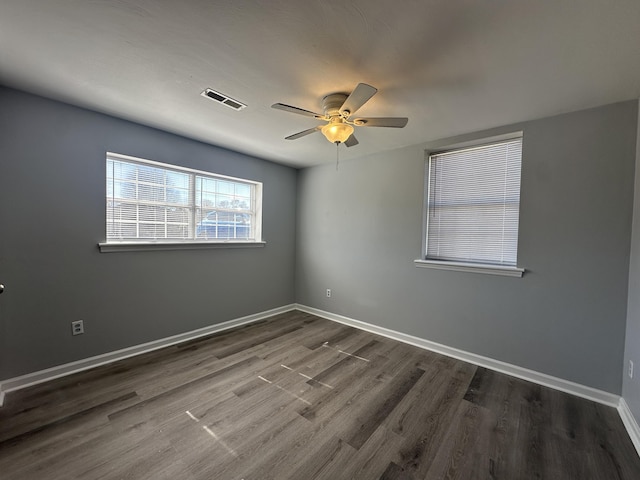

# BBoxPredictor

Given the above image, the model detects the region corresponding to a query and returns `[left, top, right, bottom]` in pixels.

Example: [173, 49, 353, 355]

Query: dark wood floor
[1, 311, 639, 479]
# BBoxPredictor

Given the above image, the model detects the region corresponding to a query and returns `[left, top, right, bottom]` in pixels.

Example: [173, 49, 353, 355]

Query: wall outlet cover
[72, 320, 84, 336]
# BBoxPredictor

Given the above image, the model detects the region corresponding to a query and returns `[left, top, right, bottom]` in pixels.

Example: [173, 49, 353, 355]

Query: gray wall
[0, 87, 297, 380]
[2, 85, 637, 401]
[296, 101, 638, 394]
[623, 100, 640, 419]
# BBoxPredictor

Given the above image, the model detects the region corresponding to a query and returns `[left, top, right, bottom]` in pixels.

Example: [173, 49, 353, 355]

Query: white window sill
[98, 241, 266, 253]
[414, 259, 524, 277]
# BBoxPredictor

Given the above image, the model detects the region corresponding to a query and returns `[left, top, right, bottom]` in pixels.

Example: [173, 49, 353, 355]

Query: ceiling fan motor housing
[322, 93, 349, 117]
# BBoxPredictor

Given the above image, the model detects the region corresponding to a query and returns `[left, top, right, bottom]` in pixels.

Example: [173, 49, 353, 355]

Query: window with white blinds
[106, 153, 262, 243]
[425, 137, 522, 266]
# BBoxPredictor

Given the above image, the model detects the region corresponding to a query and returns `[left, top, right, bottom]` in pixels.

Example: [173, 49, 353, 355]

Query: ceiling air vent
[201, 88, 247, 111]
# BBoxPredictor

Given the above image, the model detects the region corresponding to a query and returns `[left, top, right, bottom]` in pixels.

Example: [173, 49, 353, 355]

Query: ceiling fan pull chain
[336, 142, 340, 171]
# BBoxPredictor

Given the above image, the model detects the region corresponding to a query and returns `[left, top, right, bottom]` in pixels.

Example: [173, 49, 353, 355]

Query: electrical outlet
[629, 360, 634, 379]
[72, 320, 84, 336]
[326, 288, 331, 298]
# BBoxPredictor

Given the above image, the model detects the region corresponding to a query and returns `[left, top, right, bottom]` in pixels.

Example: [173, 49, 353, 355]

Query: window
[420, 136, 523, 275]
[104, 153, 262, 247]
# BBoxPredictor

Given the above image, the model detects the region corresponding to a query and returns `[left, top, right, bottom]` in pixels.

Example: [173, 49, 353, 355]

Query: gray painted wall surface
[623, 101, 640, 420]
[0, 87, 297, 380]
[296, 101, 638, 394]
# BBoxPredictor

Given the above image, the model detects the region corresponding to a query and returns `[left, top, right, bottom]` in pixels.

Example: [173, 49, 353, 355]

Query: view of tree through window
[106, 153, 261, 242]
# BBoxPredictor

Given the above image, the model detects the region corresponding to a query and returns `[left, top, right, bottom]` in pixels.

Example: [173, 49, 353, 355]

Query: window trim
[101, 152, 264, 251]
[414, 259, 524, 277]
[417, 132, 525, 277]
[98, 240, 266, 253]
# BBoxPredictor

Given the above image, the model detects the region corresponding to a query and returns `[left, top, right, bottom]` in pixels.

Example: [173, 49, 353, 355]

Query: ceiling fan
[271, 83, 408, 147]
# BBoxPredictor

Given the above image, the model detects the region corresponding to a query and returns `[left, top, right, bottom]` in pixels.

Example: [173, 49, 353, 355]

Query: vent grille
[201, 88, 247, 111]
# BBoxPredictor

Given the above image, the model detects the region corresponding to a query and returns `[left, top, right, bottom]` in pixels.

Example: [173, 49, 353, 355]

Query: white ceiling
[1, 0, 639, 168]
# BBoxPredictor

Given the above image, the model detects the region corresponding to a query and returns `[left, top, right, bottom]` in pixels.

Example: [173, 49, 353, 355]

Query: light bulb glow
[321, 120, 354, 144]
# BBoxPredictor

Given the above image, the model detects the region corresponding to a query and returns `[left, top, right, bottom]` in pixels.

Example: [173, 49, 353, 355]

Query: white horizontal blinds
[195, 176, 253, 240]
[426, 138, 522, 266]
[106, 155, 257, 242]
[106, 160, 192, 240]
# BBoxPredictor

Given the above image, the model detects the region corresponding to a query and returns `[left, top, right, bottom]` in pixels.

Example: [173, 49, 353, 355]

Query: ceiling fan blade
[272, 103, 323, 118]
[339, 83, 377, 117]
[285, 126, 322, 140]
[353, 117, 408, 128]
[344, 134, 359, 147]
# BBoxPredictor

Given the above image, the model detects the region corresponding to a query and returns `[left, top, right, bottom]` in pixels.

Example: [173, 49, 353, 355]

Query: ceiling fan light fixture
[321, 121, 354, 144]
[272, 83, 407, 148]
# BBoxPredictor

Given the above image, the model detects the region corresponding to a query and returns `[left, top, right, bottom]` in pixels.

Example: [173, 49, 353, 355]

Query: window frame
[415, 133, 525, 277]
[98, 152, 264, 253]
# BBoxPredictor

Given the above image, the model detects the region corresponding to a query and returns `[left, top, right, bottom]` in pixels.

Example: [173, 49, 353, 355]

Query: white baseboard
[296, 304, 620, 408]
[0, 304, 296, 406]
[299, 304, 640, 458]
[3, 302, 638, 459]
[619, 398, 640, 457]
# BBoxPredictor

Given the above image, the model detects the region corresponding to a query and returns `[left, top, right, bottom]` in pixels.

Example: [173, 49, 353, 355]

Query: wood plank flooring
[1, 311, 639, 479]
